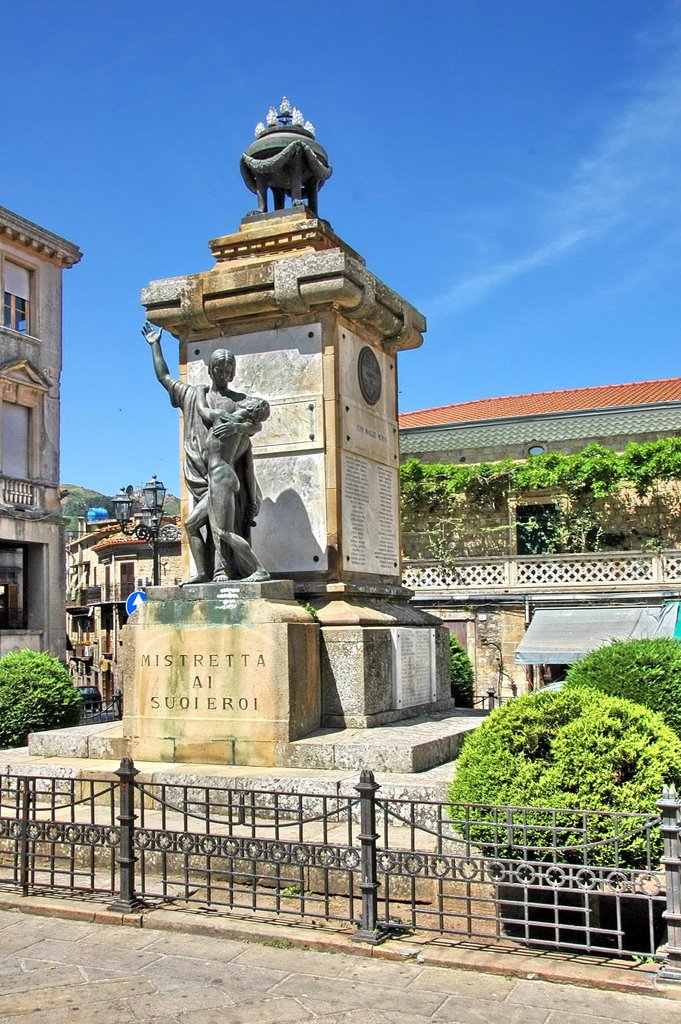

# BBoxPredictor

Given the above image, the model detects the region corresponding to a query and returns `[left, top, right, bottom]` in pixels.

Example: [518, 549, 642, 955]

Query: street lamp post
[113, 475, 167, 586]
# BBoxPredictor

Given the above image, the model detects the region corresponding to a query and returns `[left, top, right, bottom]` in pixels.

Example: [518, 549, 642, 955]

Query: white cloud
[439, 28, 681, 311]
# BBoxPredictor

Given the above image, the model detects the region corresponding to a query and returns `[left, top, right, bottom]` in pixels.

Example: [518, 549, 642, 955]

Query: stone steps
[280, 710, 485, 773]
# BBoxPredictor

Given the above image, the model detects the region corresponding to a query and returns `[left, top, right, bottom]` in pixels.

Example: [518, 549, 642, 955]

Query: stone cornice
[142, 248, 426, 352]
[0, 207, 82, 268]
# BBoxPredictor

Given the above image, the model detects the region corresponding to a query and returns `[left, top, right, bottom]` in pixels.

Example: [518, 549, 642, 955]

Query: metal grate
[1, 762, 679, 971]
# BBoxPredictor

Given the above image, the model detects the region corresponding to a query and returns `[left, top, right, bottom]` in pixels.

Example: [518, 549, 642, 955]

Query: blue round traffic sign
[125, 590, 148, 616]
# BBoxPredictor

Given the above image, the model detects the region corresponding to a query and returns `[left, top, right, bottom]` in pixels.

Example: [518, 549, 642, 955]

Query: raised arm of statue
[141, 321, 174, 392]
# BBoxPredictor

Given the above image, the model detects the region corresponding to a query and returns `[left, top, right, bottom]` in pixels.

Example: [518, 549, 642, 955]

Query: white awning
[515, 604, 678, 665]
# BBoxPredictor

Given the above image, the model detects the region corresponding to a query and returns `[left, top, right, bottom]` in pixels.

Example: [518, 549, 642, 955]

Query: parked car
[75, 686, 122, 724]
[75, 685, 102, 710]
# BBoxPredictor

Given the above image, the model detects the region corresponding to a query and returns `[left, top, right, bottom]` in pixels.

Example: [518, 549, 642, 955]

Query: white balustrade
[403, 550, 681, 592]
[1, 476, 35, 507]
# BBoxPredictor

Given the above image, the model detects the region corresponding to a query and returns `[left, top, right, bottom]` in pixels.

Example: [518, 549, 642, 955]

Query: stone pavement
[0, 907, 680, 1024]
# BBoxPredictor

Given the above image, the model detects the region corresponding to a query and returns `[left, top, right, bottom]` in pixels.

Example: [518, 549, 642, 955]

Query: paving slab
[171, 998, 312, 1024]
[433, 997, 550, 1023]
[233, 942, 349, 976]
[122, 982, 233, 1020]
[0, 976, 156, 1022]
[1, 895, 680, 1024]
[508, 979, 681, 1023]
[271, 972, 448, 1016]
[17, 937, 163, 973]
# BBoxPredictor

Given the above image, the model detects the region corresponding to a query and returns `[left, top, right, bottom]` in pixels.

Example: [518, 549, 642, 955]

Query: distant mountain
[60, 484, 181, 531]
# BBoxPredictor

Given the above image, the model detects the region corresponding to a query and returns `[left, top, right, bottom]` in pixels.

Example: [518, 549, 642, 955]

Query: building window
[527, 444, 546, 456]
[1, 402, 30, 478]
[516, 503, 560, 555]
[3, 261, 31, 334]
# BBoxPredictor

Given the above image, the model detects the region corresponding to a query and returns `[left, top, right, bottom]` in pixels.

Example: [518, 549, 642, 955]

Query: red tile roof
[399, 377, 681, 429]
[92, 536, 146, 553]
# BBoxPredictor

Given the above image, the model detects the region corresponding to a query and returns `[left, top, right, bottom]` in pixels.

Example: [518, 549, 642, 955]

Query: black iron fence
[472, 688, 507, 710]
[1, 761, 680, 977]
[82, 695, 123, 724]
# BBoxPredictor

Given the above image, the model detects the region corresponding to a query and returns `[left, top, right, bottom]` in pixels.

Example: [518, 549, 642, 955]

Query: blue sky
[3, 0, 681, 495]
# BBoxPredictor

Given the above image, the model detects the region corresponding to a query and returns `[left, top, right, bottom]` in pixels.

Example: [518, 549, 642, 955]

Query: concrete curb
[0, 889, 677, 1000]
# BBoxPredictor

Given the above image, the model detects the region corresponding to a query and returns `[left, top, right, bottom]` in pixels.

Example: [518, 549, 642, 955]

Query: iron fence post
[352, 769, 388, 944]
[487, 687, 496, 710]
[109, 757, 143, 913]
[18, 776, 31, 896]
[658, 785, 681, 982]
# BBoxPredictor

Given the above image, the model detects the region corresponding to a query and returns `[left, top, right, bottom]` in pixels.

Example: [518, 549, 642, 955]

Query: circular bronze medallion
[357, 346, 382, 406]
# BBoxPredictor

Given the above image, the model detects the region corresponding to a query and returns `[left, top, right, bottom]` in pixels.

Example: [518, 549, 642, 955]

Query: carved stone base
[296, 581, 453, 729]
[121, 582, 320, 767]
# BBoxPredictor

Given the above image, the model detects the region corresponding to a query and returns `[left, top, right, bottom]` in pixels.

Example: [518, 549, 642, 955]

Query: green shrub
[0, 650, 82, 748]
[564, 636, 681, 738]
[449, 635, 474, 707]
[448, 688, 681, 867]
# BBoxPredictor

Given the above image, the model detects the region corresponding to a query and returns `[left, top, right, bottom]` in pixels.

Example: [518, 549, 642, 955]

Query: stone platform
[25, 709, 484, 776]
[280, 710, 485, 772]
[3, 744, 458, 804]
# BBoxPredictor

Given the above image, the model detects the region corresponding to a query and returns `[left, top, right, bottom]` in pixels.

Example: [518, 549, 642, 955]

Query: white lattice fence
[663, 553, 681, 583]
[515, 555, 655, 587]
[403, 551, 681, 591]
[402, 560, 507, 590]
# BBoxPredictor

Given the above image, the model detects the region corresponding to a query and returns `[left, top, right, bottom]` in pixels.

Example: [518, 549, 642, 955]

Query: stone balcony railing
[402, 549, 681, 593]
[1, 475, 36, 507]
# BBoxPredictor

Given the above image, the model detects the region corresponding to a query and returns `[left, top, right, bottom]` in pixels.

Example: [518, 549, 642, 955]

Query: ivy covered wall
[400, 437, 681, 560]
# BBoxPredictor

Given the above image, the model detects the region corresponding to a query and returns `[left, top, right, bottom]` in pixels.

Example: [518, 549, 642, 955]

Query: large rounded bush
[449, 635, 474, 707]
[448, 688, 681, 867]
[0, 650, 82, 748]
[564, 636, 681, 738]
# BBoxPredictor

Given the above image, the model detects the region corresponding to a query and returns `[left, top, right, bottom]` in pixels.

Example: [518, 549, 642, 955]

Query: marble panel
[340, 452, 399, 576]
[337, 325, 397, 424]
[391, 628, 437, 709]
[187, 323, 322, 401]
[251, 397, 324, 453]
[252, 452, 328, 572]
[341, 399, 399, 466]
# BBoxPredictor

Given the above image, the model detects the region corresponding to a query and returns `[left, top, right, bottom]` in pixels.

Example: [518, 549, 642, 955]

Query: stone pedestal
[141, 207, 450, 744]
[122, 580, 320, 766]
[299, 581, 454, 728]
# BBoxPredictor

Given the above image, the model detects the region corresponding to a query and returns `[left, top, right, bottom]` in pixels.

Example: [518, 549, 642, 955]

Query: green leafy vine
[400, 437, 681, 556]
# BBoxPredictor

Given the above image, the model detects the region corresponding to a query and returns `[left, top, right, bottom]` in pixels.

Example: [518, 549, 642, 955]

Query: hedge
[564, 636, 681, 738]
[0, 650, 82, 748]
[448, 687, 681, 867]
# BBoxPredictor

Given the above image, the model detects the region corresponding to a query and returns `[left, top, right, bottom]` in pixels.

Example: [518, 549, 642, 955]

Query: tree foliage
[448, 688, 681, 867]
[565, 637, 681, 738]
[0, 650, 82, 748]
[449, 635, 474, 707]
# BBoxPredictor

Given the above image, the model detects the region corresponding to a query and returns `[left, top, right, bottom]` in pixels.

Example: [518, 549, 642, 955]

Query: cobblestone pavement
[0, 908, 679, 1024]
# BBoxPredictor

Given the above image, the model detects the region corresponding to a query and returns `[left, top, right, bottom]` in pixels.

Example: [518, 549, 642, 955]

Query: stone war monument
[119, 98, 455, 767]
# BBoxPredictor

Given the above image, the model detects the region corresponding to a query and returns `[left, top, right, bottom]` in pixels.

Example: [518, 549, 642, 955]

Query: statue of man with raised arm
[142, 322, 269, 584]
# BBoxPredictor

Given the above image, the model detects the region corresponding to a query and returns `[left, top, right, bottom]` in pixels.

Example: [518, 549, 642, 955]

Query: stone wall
[425, 603, 530, 699]
[402, 481, 681, 560]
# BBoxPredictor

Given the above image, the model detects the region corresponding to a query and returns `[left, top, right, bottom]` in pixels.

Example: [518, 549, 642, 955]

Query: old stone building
[400, 378, 681, 700]
[66, 515, 181, 697]
[0, 207, 81, 659]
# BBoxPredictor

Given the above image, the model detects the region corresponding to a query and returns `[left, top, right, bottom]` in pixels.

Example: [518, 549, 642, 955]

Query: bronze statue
[240, 97, 332, 216]
[196, 393, 270, 582]
[142, 323, 270, 584]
